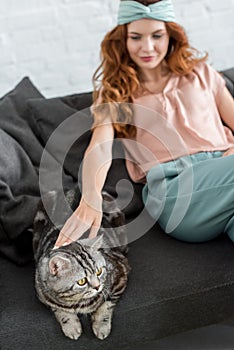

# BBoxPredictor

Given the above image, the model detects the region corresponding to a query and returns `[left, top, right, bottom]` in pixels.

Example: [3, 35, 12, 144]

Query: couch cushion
[27, 97, 144, 218]
[61, 92, 93, 111]
[27, 97, 93, 178]
[27, 97, 80, 143]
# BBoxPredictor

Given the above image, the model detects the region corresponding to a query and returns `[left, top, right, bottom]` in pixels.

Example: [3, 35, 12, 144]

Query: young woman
[54, 0, 234, 248]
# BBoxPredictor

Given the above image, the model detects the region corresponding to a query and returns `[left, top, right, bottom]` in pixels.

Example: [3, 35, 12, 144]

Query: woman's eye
[129, 36, 141, 40]
[77, 277, 87, 286]
[96, 267, 103, 276]
[153, 34, 162, 39]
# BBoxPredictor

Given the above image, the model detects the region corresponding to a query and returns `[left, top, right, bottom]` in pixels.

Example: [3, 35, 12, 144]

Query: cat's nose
[90, 276, 101, 290]
[93, 284, 100, 291]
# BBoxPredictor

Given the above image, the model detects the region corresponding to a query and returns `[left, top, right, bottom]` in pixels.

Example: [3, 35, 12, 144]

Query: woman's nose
[142, 38, 154, 52]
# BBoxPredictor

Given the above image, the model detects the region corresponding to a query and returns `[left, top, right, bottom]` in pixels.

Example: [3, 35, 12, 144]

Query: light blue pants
[142, 151, 234, 243]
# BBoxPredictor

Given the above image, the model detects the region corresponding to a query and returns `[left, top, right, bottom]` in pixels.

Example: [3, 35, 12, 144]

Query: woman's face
[126, 19, 170, 72]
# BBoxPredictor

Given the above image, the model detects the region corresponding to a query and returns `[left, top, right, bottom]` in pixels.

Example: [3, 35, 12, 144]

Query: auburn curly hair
[92, 0, 208, 138]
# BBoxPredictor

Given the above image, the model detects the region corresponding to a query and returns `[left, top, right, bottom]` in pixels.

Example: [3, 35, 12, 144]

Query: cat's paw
[91, 301, 114, 340]
[54, 310, 82, 340]
[61, 318, 82, 340]
[92, 319, 112, 340]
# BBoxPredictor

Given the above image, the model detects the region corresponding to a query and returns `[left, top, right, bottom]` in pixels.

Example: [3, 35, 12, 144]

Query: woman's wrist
[81, 191, 103, 211]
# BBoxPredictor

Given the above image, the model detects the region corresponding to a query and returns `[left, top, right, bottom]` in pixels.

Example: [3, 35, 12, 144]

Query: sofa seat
[2, 222, 234, 350]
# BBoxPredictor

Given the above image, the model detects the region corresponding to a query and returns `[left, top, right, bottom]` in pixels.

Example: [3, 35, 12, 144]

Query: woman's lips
[140, 56, 154, 62]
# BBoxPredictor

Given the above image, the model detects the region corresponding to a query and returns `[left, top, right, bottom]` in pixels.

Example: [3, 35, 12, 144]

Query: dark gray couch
[0, 67, 234, 350]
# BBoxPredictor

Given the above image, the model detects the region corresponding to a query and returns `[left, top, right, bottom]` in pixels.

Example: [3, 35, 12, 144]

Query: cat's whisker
[104, 287, 112, 298]
[102, 287, 112, 301]
[101, 290, 107, 301]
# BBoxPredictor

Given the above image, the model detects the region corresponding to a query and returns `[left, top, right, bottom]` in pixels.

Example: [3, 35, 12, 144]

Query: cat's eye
[96, 267, 102, 276]
[77, 277, 87, 286]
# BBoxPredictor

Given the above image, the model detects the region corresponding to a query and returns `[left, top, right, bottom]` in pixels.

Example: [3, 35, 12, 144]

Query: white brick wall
[0, 0, 233, 97]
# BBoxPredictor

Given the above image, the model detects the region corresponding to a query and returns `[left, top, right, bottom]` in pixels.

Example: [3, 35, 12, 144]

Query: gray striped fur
[33, 189, 130, 340]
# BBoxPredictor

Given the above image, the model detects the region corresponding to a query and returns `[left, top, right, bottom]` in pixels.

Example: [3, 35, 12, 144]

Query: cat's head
[40, 235, 107, 301]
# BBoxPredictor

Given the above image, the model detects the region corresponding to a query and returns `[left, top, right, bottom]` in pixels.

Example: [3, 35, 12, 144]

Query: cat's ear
[91, 235, 103, 250]
[91, 234, 103, 251]
[49, 255, 71, 276]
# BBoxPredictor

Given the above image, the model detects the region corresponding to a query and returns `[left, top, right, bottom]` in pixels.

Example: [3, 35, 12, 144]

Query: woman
[54, 0, 234, 248]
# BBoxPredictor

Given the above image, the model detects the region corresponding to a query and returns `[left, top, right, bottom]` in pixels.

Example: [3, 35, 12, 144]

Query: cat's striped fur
[33, 189, 130, 340]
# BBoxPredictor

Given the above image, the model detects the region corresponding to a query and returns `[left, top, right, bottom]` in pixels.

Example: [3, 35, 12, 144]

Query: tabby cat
[33, 189, 130, 340]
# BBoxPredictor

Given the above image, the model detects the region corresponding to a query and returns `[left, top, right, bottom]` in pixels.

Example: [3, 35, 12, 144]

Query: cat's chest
[75, 294, 104, 314]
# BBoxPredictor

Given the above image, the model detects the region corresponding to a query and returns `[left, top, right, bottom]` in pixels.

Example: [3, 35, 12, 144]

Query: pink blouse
[122, 62, 234, 183]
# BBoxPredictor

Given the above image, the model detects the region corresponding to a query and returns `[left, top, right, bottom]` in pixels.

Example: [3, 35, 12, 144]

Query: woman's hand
[222, 147, 234, 157]
[53, 196, 103, 248]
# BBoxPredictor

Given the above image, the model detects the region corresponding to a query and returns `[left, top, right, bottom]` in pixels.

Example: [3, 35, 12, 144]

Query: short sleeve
[194, 62, 226, 106]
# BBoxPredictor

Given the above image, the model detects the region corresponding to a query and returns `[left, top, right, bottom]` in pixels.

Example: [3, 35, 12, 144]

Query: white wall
[0, 0, 233, 97]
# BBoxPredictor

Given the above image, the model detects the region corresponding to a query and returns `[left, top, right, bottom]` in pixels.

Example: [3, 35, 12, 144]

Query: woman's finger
[54, 222, 78, 247]
[223, 151, 232, 157]
[222, 147, 234, 157]
[54, 216, 91, 248]
[88, 225, 99, 239]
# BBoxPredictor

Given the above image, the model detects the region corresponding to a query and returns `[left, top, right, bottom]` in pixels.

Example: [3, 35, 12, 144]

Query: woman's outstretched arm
[54, 121, 114, 248]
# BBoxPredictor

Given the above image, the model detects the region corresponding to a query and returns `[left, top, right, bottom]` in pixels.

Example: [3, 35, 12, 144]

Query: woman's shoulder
[192, 61, 223, 84]
[192, 60, 211, 75]
[179, 61, 225, 92]
[177, 61, 225, 105]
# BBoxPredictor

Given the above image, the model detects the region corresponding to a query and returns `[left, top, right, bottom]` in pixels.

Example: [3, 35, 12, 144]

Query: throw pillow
[0, 77, 45, 167]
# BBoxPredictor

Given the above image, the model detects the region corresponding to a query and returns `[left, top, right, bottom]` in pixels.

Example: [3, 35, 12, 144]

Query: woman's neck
[137, 62, 172, 95]
[139, 61, 170, 83]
